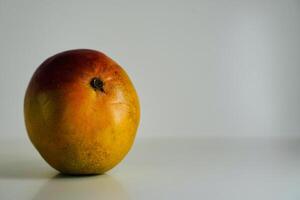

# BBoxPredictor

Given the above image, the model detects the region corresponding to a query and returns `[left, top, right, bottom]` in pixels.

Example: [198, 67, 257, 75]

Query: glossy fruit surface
[24, 49, 140, 174]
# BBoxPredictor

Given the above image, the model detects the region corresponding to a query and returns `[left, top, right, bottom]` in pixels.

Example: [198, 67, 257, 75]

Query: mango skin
[24, 49, 140, 175]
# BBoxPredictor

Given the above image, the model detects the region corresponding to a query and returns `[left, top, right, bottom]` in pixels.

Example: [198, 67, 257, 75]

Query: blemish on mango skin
[24, 49, 140, 175]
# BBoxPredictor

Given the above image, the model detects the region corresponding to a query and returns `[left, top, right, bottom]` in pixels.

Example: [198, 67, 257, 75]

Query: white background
[1, 0, 300, 139]
[1, 1, 300, 200]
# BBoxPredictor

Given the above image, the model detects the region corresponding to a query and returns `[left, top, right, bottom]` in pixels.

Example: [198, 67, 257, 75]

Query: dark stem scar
[90, 77, 105, 92]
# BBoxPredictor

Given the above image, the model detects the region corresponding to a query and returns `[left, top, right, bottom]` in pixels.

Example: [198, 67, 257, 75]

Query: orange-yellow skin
[24, 49, 140, 175]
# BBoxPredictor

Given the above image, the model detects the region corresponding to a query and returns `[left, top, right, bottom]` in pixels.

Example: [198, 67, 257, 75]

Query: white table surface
[0, 137, 299, 200]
